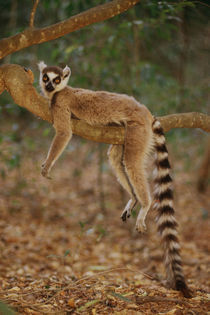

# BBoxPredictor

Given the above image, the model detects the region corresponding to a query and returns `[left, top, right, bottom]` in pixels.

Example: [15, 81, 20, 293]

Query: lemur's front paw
[41, 164, 52, 180]
[135, 218, 147, 233]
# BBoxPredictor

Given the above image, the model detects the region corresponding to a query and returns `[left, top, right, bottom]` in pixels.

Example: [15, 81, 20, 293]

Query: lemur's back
[63, 86, 153, 126]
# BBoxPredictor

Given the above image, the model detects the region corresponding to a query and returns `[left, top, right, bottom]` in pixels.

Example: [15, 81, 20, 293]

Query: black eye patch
[53, 76, 61, 85]
[43, 74, 49, 83]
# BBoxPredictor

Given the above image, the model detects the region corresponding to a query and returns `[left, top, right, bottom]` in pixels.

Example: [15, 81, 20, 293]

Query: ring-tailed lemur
[38, 61, 191, 298]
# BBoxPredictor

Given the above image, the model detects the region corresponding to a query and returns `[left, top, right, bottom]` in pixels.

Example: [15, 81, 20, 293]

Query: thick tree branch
[0, 64, 209, 145]
[158, 113, 209, 133]
[0, 0, 140, 60]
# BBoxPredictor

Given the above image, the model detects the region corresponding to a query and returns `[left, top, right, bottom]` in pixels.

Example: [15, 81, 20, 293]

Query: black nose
[46, 82, 54, 92]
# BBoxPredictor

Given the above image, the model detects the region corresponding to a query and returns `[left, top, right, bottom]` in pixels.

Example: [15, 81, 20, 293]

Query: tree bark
[0, 64, 209, 145]
[0, 0, 140, 60]
[158, 113, 210, 133]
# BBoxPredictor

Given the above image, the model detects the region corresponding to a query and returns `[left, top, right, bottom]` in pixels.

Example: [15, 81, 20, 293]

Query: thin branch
[0, 0, 140, 60]
[0, 64, 209, 145]
[29, 0, 40, 28]
[193, 1, 210, 8]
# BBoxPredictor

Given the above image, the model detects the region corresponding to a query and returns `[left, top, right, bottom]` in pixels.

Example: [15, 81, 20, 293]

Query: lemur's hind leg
[108, 144, 137, 221]
[123, 122, 153, 233]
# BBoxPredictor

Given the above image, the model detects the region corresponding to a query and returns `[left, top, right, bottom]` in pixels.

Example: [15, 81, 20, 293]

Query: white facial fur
[38, 61, 71, 99]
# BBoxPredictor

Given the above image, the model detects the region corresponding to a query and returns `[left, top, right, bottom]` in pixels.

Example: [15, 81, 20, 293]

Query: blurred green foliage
[0, 0, 209, 114]
[0, 301, 16, 315]
[0, 0, 209, 171]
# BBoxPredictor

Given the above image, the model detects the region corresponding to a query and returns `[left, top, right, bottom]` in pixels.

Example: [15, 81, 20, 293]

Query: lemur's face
[38, 61, 71, 98]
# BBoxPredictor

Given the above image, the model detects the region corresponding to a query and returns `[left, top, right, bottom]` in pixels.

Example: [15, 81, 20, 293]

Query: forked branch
[0, 0, 140, 59]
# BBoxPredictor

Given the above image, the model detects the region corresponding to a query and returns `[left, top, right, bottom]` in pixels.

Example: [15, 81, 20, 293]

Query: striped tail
[152, 119, 191, 298]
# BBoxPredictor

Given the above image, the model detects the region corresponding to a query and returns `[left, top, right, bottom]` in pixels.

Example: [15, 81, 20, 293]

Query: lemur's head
[38, 61, 71, 98]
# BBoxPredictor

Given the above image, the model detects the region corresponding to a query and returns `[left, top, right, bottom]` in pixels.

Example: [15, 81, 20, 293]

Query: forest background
[0, 0, 209, 314]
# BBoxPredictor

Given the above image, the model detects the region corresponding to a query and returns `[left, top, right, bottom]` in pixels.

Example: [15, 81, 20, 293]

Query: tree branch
[0, 0, 140, 60]
[0, 64, 209, 145]
[158, 113, 210, 133]
[29, 0, 40, 28]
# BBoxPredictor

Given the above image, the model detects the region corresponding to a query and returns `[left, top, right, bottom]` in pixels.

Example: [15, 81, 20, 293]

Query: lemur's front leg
[41, 130, 72, 179]
[41, 106, 72, 179]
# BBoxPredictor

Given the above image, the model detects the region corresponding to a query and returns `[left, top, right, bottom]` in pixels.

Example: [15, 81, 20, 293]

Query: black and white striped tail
[152, 119, 191, 298]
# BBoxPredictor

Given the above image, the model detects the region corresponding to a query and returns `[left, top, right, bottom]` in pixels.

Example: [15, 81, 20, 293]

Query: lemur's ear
[63, 65, 71, 78]
[38, 61, 47, 72]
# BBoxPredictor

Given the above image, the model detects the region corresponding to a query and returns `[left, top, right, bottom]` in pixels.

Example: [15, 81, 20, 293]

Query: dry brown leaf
[68, 298, 76, 308]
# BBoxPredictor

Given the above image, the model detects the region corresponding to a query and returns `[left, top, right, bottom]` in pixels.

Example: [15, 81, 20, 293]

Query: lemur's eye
[43, 74, 49, 82]
[53, 76, 61, 84]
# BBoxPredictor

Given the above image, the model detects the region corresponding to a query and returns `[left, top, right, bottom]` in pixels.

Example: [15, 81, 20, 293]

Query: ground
[0, 132, 209, 314]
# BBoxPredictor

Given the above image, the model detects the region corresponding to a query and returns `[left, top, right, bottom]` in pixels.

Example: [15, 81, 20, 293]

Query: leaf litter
[0, 139, 209, 314]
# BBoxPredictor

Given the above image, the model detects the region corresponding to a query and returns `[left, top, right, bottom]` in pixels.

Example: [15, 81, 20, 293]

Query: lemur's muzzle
[46, 82, 54, 92]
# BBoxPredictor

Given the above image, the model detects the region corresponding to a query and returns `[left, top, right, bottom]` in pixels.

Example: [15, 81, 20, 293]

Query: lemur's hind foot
[135, 199, 152, 233]
[135, 214, 147, 233]
[121, 198, 137, 222]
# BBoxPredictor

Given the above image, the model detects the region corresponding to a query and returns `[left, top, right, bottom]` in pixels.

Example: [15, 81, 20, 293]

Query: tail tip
[176, 280, 192, 298]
